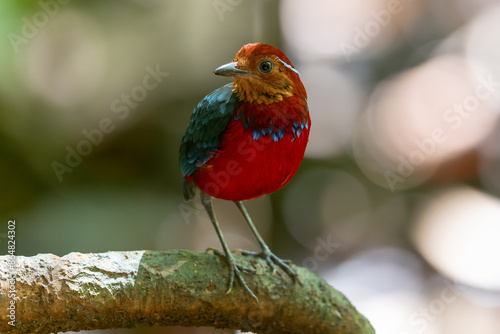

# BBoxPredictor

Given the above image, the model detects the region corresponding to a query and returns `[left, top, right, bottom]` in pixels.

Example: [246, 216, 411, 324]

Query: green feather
[179, 83, 238, 196]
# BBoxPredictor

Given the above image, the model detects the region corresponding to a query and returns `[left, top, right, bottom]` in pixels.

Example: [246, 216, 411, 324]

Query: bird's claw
[207, 248, 258, 301]
[238, 248, 298, 279]
[206, 248, 255, 273]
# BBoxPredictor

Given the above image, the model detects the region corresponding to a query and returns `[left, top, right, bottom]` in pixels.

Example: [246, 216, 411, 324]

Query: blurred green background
[1, 0, 500, 333]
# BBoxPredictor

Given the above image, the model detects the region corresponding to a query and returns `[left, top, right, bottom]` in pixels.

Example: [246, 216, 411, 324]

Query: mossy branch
[0, 250, 374, 333]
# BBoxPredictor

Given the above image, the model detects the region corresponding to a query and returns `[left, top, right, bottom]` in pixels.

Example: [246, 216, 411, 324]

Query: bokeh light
[413, 187, 500, 291]
[301, 65, 365, 158]
[353, 54, 500, 190]
[281, 0, 423, 62]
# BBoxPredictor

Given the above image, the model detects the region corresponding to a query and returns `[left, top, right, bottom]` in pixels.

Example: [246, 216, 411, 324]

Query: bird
[179, 43, 310, 299]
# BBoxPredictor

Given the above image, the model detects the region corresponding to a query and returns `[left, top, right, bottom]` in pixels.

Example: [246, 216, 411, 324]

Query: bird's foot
[206, 248, 258, 301]
[237, 247, 298, 280]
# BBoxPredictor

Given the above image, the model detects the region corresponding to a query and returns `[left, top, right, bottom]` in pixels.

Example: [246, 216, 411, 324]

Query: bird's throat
[233, 79, 294, 104]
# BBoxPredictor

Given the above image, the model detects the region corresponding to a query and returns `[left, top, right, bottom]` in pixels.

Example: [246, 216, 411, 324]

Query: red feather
[189, 97, 310, 201]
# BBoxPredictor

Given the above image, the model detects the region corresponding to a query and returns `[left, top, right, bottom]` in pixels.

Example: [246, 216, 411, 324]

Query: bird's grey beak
[214, 62, 249, 77]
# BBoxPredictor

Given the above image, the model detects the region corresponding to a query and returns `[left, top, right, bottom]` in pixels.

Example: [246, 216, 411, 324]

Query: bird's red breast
[189, 95, 310, 201]
[181, 43, 310, 201]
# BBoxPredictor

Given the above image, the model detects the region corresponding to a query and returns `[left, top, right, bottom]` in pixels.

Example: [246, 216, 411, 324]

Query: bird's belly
[191, 121, 309, 201]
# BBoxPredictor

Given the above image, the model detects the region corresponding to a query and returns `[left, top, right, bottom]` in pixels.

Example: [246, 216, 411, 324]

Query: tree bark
[0, 250, 374, 334]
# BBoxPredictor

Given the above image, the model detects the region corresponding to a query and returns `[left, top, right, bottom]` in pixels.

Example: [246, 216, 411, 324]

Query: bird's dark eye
[258, 61, 273, 73]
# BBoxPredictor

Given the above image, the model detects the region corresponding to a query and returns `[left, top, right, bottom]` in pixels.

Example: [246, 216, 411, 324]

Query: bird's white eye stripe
[277, 57, 301, 77]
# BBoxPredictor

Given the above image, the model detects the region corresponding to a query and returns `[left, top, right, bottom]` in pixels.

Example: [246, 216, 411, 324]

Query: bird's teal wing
[179, 83, 238, 188]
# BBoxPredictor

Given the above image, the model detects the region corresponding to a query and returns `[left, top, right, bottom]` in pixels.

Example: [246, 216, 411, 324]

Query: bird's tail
[183, 177, 197, 201]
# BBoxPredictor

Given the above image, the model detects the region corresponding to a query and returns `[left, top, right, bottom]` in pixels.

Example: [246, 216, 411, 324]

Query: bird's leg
[234, 201, 297, 279]
[201, 194, 257, 301]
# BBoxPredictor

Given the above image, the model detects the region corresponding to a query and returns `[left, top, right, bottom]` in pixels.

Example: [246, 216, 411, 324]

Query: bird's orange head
[214, 43, 306, 104]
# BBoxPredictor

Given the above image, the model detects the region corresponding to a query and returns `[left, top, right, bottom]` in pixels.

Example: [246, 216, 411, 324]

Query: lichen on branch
[0, 250, 374, 334]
